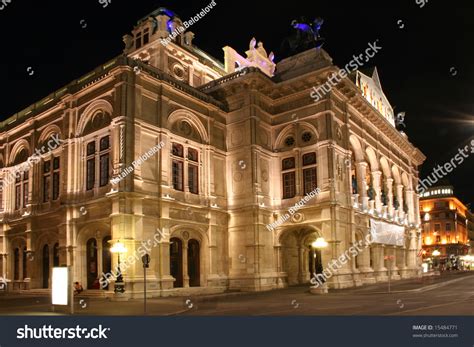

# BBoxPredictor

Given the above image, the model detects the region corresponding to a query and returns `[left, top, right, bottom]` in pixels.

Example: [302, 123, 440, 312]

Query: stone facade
[0, 8, 425, 298]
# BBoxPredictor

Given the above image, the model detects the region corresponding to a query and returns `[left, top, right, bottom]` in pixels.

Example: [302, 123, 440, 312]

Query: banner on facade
[369, 219, 405, 246]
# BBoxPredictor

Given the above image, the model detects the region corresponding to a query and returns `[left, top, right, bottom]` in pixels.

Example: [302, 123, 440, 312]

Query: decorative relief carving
[291, 212, 304, 223]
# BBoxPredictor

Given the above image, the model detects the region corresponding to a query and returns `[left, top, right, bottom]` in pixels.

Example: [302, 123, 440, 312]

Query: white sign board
[52, 267, 69, 305]
[370, 219, 405, 246]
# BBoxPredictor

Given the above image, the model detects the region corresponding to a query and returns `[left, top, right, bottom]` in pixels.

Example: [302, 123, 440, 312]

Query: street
[0, 272, 472, 316]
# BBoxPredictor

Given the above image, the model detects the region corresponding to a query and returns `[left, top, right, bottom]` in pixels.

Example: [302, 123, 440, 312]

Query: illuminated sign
[356, 68, 395, 127]
[52, 267, 69, 306]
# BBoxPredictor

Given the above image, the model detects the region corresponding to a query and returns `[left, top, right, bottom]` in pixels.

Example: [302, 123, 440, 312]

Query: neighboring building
[0, 8, 425, 298]
[419, 185, 471, 264]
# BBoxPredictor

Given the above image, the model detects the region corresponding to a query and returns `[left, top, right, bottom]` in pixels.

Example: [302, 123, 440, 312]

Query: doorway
[42, 245, 49, 288]
[86, 238, 98, 289]
[170, 238, 183, 288]
[188, 239, 200, 287]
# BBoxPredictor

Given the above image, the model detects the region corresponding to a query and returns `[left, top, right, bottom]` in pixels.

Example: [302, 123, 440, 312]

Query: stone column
[297, 245, 305, 283]
[371, 171, 382, 213]
[396, 246, 409, 278]
[396, 184, 404, 219]
[355, 162, 368, 200]
[183, 242, 189, 288]
[406, 230, 418, 277]
[406, 189, 415, 224]
[386, 178, 394, 217]
[371, 245, 387, 281]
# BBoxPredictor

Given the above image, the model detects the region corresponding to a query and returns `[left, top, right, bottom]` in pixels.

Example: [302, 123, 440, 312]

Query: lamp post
[110, 240, 127, 294]
[310, 237, 328, 294]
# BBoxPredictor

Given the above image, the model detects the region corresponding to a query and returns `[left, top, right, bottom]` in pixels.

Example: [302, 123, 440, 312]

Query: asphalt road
[0, 272, 472, 316]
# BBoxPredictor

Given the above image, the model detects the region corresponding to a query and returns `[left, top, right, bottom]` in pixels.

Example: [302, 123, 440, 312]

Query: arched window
[15, 171, 29, 210]
[43, 157, 60, 202]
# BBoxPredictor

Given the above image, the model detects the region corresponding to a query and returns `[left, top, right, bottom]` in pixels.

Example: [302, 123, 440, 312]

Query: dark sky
[0, 0, 472, 206]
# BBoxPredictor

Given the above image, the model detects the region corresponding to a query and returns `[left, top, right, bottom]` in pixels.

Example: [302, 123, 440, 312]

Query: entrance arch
[170, 238, 183, 288]
[280, 228, 323, 285]
[188, 239, 200, 287]
[86, 238, 98, 289]
[42, 245, 50, 288]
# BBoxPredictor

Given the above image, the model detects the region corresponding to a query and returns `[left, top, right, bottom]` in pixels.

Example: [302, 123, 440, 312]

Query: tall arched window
[302, 152, 317, 195]
[86, 135, 110, 190]
[43, 157, 60, 202]
[171, 143, 200, 194]
[15, 171, 29, 210]
[14, 248, 20, 280]
[282, 157, 296, 199]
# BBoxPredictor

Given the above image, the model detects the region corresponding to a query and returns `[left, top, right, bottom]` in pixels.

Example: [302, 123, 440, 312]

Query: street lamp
[310, 237, 328, 294]
[110, 240, 127, 293]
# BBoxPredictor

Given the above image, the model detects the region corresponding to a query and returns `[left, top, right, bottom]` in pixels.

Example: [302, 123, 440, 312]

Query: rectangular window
[172, 160, 184, 191]
[445, 223, 451, 231]
[188, 148, 198, 162]
[43, 176, 50, 202]
[302, 152, 317, 166]
[436, 235, 441, 243]
[87, 141, 96, 156]
[15, 185, 21, 210]
[303, 167, 317, 195]
[100, 136, 110, 151]
[188, 165, 199, 194]
[86, 159, 95, 190]
[23, 182, 28, 207]
[283, 172, 296, 199]
[53, 157, 60, 170]
[99, 154, 109, 187]
[172, 143, 184, 157]
[434, 223, 441, 232]
[282, 157, 295, 170]
[53, 172, 60, 200]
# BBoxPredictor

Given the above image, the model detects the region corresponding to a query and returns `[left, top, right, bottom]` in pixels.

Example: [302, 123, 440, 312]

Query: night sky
[0, 0, 472, 205]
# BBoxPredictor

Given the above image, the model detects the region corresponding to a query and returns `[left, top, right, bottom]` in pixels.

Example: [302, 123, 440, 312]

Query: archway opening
[102, 236, 112, 290]
[42, 245, 49, 288]
[86, 238, 98, 289]
[170, 238, 183, 288]
[188, 239, 200, 287]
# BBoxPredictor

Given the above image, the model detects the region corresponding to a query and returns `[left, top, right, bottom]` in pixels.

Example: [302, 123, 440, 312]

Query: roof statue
[280, 16, 325, 56]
